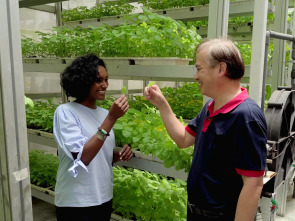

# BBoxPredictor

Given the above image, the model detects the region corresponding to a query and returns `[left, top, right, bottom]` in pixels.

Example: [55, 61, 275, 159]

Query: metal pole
[266, 31, 295, 90]
[0, 0, 33, 220]
[261, 32, 270, 109]
[249, 0, 268, 107]
[271, 0, 289, 93]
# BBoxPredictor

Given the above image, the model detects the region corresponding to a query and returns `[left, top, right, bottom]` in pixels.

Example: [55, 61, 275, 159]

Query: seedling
[121, 86, 127, 94]
[148, 81, 156, 87]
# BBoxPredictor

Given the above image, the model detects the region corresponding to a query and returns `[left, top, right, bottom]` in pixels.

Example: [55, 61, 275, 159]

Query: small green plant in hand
[148, 81, 156, 87]
[121, 86, 127, 94]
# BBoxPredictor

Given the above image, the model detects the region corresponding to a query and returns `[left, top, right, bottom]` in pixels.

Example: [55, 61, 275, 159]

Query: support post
[0, 0, 33, 220]
[249, 0, 268, 107]
[271, 0, 289, 92]
[204, 0, 229, 104]
[207, 0, 229, 39]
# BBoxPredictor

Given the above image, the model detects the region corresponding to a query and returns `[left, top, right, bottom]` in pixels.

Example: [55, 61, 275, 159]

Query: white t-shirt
[53, 102, 115, 207]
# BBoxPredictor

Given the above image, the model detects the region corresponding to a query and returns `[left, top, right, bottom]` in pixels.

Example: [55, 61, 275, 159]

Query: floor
[32, 197, 117, 221]
[32, 195, 295, 221]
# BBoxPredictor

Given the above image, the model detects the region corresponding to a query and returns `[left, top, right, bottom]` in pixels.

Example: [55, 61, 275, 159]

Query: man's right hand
[144, 85, 167, 109]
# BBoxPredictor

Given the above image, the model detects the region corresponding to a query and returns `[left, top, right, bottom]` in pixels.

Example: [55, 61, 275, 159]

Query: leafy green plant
[162, 82, 203, 119]
[96, 96, 116, 109]
[129, 82, 203, 119]
[148, 81, 156, 87]
[26, 84, 199, 172]
[113, 166, 187, 220]
[29, 150, 59, 190]
[26, 98, 58, 133]
[62, 0, 134, 22]
[114, 108, 194, 172]
[25, 96, 34, 108]
[138, 0, 243, 11]
[235, 43, 252, 65]
[121, 86, 127, 95]
[21, 36, 40, 58]
[29, 150, 187, 220]
[138, 0, 209, 10]
[22, 9, 201, 59]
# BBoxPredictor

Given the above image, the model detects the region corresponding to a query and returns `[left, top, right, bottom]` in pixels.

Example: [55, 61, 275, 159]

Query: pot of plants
[132, 57, 192, 65]
[102, 57, 192, 66]
[23, 58, 40, 64]
[65, 58, 75, 64]
[38, 58, 66, 64]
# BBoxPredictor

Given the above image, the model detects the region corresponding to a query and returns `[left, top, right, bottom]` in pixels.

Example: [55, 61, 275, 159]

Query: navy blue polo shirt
[185, 88, 267, 212]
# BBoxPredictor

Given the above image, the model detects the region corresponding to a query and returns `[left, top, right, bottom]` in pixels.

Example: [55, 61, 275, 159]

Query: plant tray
[102, 57, 192, 65]
[23, 57, 192, 66]
[23, 58, 67, 64]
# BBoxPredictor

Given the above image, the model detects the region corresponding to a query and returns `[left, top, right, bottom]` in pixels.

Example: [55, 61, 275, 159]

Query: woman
[53, 54, 133, 221]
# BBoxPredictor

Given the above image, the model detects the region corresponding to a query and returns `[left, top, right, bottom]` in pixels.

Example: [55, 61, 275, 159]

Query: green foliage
[29, 151, 187, 220]
[235, 43, 252, 65]
[138, 0, 243, 10]
[62, 0, 134, 22]
[25, 83, 202, 172]
[148, 81, 156, 87]
[138, 0, 209, 10]
[29, 150, 59, 190]
[21, 36, 40, 58]
[96, 96, 116, 109]
[25, 98, 58, 133]
[163, 82, 203, 119]
[121, 86, 127, 95]
[114, 108, 194, 172]
[25, 96, 34, 108]
[113, 167, 187, 220]
[129, 83, 203, 119]
[21, 9, 201, 59]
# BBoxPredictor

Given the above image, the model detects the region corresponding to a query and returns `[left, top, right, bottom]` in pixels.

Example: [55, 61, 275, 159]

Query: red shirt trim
[236, 168, 265, 177]
[185, 125, 196, 137]
[202, 88, 249, 132]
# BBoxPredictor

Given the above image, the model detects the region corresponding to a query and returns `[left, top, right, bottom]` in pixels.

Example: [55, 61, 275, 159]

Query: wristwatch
[96, 127, 110, 141]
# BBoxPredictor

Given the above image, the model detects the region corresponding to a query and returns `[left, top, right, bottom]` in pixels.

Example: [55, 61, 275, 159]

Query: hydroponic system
[1, 0, 295, 220]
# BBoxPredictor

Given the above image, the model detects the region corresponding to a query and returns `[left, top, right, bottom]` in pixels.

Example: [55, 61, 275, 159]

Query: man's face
[194, 48, 219, 97]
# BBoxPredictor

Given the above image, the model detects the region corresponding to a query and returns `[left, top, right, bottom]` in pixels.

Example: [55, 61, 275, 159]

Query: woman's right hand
[108, 94, 129, 120]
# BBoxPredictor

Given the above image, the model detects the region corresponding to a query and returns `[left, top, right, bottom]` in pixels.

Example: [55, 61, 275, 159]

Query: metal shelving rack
[61, 1, 274, 27]
[27, 129, 188, 180]
[1, 0, 294, 220]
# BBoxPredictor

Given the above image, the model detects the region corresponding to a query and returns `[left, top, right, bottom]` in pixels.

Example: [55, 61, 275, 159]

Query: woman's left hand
[119, 144, 134, 162]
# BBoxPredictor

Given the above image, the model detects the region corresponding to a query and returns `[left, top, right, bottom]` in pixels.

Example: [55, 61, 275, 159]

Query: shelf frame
[61, 0, 274, 28]
[27, 129, 188, 180]
[19, 0, 69, 8]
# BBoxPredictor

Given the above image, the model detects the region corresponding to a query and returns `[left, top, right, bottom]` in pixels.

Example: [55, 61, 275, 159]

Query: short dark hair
[196, 39, 245, 79]
[61, 54, 106, 101]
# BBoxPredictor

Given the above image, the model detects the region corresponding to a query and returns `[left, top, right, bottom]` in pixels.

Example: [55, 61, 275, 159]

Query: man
[144, 38, 267, 221]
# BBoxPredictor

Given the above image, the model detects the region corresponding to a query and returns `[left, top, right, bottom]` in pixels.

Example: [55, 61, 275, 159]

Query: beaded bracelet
[96, 127, 110, 141]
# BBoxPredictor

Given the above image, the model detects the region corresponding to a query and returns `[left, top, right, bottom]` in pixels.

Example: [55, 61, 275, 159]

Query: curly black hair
[61, 54, 106, 101]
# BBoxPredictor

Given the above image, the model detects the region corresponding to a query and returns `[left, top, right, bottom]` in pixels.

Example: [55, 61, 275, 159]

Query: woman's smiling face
[88, 65, 109, 101]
